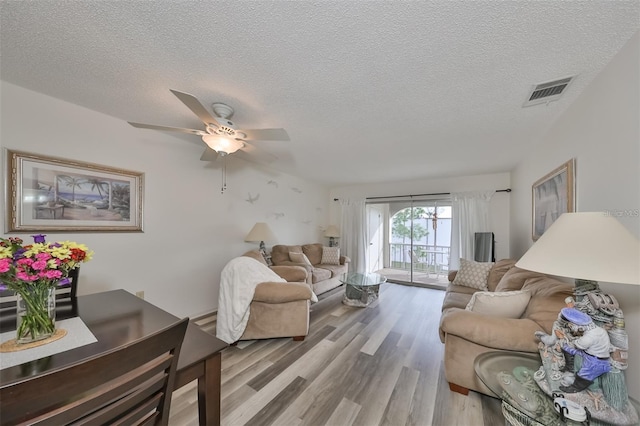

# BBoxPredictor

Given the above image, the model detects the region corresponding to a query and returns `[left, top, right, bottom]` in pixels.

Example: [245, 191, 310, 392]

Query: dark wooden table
[0, 289, 228, 426]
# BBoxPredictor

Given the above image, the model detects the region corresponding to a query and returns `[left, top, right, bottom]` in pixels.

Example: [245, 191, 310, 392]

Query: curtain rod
[333, 188, 511, 201]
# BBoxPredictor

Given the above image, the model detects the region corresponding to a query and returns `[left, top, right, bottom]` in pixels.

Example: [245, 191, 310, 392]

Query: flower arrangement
[0, 234, 93, 343]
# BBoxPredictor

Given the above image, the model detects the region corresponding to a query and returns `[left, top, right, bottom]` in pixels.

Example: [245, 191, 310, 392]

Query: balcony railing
[389, 243, 450, 273]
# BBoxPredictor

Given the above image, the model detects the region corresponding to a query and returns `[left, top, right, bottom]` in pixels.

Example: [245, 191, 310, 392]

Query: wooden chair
[0, 317, 189, 425]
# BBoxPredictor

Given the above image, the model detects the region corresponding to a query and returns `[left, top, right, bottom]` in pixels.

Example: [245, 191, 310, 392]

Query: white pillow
[452, 258, 494, 290]
[289, 251, 312, 266]
[321, 246, 340, 265]
[465, 290, 532, 318]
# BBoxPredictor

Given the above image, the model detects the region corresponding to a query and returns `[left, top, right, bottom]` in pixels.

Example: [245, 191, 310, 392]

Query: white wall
[510, 31, 640, 399]
[330, 172, 511, 261]
[0, 82, 330, 318]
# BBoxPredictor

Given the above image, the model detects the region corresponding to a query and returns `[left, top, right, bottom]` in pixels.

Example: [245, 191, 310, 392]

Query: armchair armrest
[271, 265, 308, 283]
[439, 308, 541, 352]
[253, 282, 312, 304]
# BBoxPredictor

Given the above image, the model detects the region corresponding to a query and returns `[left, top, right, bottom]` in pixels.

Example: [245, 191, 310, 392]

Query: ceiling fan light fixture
[202, 134, 244, 155]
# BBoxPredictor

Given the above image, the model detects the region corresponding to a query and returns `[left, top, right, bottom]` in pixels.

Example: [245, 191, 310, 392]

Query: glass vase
[16, 286, 56, 344]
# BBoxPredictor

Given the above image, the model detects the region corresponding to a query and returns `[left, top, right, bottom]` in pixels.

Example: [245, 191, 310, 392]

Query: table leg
[197, 353, 222, 426]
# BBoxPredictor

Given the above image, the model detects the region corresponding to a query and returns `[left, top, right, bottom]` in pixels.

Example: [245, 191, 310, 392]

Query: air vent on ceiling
[523, 76, 575, 107]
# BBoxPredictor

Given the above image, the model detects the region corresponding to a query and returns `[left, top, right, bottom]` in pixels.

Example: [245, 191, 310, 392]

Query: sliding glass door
[366, 198, 451, 287]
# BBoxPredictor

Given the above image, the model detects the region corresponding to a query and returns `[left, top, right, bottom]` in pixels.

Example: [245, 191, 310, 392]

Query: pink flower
[16, 258, 33, 266]
[32, 260, 47, 271]
[41, 270, 62, 280]
[0, 258, 10, 273]
[16, 271, 39, 281]
[36, 253, 51, 261]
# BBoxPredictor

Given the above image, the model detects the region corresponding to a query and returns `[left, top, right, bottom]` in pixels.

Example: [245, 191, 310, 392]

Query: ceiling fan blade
[237, 128, 290, 142]
[235, 142, 278, 165]
[200, 148, 220, 162]
[128, 122, 205, 136]
[169, 90, 221, 127]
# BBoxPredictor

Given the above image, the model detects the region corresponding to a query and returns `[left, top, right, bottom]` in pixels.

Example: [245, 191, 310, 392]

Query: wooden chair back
[0, 317, 189, 426]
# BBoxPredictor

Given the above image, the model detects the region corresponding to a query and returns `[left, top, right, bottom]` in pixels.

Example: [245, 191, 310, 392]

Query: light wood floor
[169, 283, 504, 426]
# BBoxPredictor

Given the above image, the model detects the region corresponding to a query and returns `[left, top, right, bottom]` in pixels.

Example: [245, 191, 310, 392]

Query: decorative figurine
[533, 282, 638, 425]
[557, 308, 611, 393]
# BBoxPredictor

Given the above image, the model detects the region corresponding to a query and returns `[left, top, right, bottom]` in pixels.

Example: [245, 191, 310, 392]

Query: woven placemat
[0, 329, 67, 353]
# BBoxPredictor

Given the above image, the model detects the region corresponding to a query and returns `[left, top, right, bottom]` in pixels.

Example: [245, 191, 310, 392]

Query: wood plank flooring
[169, 283, 504, 426]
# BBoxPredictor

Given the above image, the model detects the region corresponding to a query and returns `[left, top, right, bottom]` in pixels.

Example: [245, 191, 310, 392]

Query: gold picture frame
[5, 149, 144, 232]
[532, 159, 575, 240]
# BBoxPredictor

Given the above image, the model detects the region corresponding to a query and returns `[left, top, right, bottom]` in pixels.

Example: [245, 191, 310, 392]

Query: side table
[474, 351, 640, 426]
[339, 272, 387, 307]
[475, 351, 573, 426]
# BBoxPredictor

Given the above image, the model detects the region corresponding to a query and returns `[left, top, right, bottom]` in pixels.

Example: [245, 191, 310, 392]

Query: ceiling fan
[127, 89, 289, 163]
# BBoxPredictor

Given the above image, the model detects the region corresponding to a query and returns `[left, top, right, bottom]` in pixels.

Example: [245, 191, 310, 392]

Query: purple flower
[58, 278, 71, 286]
[32, 234, 47, 244]
[13, 248, 26, 260]
[0, 282, 7, 291]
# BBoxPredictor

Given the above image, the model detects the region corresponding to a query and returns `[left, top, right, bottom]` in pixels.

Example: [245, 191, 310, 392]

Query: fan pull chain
[221, 158, 228, 194]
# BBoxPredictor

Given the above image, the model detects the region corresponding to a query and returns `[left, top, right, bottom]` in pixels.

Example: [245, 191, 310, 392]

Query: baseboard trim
[191, 310, 217, 323]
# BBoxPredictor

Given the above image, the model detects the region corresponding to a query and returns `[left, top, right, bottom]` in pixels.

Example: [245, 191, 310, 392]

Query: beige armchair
[239, 250, 312, 341]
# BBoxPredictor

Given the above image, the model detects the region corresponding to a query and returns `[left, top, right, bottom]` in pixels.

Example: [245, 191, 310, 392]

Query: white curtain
[450, 190, 495, 270]
[339, 198, 367, 274]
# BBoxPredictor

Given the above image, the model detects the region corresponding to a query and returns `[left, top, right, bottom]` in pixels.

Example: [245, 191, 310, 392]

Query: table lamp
[325, 225, 340, 247]
[244, 222, 277, 253]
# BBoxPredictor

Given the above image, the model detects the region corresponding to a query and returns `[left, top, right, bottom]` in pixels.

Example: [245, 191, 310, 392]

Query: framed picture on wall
[532, 159, 575, 240]
[5, 149, 144, 232]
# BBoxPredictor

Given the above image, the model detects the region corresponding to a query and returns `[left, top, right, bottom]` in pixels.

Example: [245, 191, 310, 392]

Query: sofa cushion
[271, 245, 302, 265]
[522, 277, 573, 333]
[270, 265, 308, 283]
[494, 267, 541, 292]
[289, 251, 312, 267]
[465, 290, 531, 318]
[487, 259, 517, 292]
[452, 259, 493, 290]
[311, 267, 332, 284]
[315, 263, 347, 277]
[302, 243, 323, 265]
[321, 246, 341, 265]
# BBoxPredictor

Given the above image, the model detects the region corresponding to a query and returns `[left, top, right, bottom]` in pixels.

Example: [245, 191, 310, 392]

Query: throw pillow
[452, 258, 494, 290]
[465, 290, 532, 318]
[321, 246, 340, 265]
[289, 251, 313, 267]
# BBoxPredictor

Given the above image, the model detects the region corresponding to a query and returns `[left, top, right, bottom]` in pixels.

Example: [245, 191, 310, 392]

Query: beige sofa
[270, 243, 350, 296]
[439, 259, 574, 396]
[238, 250, 313, 341]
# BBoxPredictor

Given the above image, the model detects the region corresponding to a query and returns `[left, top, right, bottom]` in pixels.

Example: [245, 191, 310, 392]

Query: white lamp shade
[202, 135, 244, 155]
[516, 212, 640, 285]
[324, 225, 340, 238]
[244, 222, 277, 243]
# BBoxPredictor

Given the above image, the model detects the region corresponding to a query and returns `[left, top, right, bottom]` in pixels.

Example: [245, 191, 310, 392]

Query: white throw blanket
[216, 257, 286, 344]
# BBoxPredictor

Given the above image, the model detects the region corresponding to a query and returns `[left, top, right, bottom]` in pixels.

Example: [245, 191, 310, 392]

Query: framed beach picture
[532, 159, 575, 240]
[5, 150, 144, 232]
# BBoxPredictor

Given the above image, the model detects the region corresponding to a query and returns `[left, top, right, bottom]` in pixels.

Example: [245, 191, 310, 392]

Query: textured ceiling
[1, 1, 638, 186]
